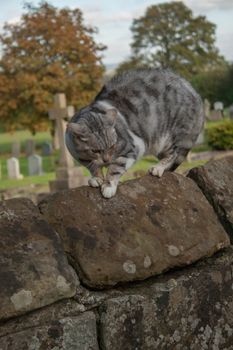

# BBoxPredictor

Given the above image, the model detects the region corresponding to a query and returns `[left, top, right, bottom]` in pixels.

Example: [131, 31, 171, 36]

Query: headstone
[214, 101, 224, 111]
[11, 142, 21, 158]
[51, 102, 75, 151]
[7, 157, 23, 179]
[195, 129, 205, 145]
[49, 94, 74, 169]
[208, 110, 223, 121]
[204, 99, 210, 119]
[25, 139, 35, 157]
[48, 93, 88, 192]
[52, 123, 60, 150]
[42, 142, 53, 156]
[28, 154, 43, 176]
[229, 104, 233, 119]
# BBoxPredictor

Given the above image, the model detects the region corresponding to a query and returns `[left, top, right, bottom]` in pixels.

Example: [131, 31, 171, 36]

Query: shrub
[206, 119, 233, 150]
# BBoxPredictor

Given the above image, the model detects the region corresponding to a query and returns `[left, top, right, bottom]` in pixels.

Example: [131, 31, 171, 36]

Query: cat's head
[66, 108, 117, 166]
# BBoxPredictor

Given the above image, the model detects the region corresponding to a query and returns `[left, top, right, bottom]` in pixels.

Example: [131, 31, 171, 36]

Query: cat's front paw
[101, 182, 117, 199]
[88, 177, 103, 188]
[149, 165, 165, 177]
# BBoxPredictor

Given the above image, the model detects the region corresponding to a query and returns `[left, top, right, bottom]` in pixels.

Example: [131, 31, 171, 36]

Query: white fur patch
[125, 158, 135, 170]
[101, 181, 117, 198]
[154, 133, 171, 156]
[128, 130, 146, 160]
[97, 100, 115, 111]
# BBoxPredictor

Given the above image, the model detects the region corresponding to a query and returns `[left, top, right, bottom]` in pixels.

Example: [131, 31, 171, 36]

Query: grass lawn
[0, 130, 51, 155]
[0, 154, 207, 191]
[0, 155, 56, 178]
[0, 173, 55, 190]
[0, 126, 212, 191]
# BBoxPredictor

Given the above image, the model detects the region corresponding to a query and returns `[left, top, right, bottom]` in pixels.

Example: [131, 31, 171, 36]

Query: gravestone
[28, 154, 43, 176]
[48, 93, 88, 192]
[204, 99, 210, 119]
[214, 101, 224, 111]
[229, 104, 233, 119]
[7, 157, 23, 179]
[42, 142, 53, 156]
[52, 105, 75, 151]
[25, 139, 35, 157]
[209, 110, 222, 121]
[208, 101, 224, 121]
[11, 142, 21, 158]
[52, 124, 60, 150]
[195, 129, 205, 145]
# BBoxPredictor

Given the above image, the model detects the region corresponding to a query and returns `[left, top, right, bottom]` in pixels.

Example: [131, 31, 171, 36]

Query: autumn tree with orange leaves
[0, 2, 106, 133]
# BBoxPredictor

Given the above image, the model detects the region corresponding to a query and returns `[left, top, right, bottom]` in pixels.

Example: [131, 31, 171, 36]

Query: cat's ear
[67, 123, 88, 142]
[106, 108, 117, 127]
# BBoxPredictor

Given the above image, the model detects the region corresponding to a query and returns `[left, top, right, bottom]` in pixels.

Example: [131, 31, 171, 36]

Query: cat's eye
[92, 150, 100, 154]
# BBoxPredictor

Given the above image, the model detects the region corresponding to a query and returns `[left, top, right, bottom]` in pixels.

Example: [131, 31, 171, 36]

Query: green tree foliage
[117, 2, 223, 78]
[0, 2, 106, 133]
[191, 64, 233, 106]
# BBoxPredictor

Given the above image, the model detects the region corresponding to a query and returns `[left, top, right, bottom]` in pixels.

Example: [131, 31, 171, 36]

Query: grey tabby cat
[66, 68, 204, 198]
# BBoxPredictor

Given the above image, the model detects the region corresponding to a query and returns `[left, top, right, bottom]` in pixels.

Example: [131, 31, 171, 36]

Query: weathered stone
[7, 157, 23, 179]
[0, 299, 85, 338]
[99, 247, 233, 350]
[11, 142, 21, 158]
[28, 154, 43, 176]
[42, 141, 53, 156]
[25, 139, 35, 157]
[0, 312, 99, 350]
[188, 156, 233, 241]
[0, 198, 78, 321]
[39, 172, 229, 288]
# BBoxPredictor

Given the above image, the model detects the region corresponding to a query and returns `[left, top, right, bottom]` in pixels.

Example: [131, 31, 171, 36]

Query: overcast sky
[0, 0, 232, 66]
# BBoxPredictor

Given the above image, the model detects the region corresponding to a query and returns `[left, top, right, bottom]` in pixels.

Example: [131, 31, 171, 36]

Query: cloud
[7, 16, 20, 24]
[84, 10, 136, 26]
[215, 31, 233, 61]
[184, 0, 233, 13]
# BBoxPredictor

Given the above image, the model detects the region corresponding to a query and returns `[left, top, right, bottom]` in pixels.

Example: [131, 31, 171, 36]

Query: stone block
[0, 312, 99, 350]
[39, 172, 229, 288]
[49, 167, 88, 192]
[99, 247, 233, 350]
[188, 156, 233, 241]
[0, 198, 78, 321]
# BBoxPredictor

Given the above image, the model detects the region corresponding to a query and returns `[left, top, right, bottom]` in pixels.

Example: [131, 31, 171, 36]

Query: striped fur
[66, 68, 204, 198]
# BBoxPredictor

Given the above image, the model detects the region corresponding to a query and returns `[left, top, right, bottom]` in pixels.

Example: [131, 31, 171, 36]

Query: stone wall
[0, 156, 233, 350]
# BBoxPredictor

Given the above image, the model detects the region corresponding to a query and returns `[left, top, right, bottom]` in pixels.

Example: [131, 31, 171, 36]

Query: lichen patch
[123, 260, 136, 274]
[168, 245, 180, 257]
[10, 289, 33, 311]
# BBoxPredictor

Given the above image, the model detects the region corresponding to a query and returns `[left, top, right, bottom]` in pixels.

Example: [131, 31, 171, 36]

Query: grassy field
[0, 130, 51, 155]
[0, 173, 55, 190]
[0, 123, 216, 191]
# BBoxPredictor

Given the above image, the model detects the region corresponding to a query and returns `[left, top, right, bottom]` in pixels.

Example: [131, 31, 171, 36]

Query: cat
[65, 68, 204, 198]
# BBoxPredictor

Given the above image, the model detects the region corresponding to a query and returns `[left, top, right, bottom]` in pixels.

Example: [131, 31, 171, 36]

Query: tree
[0, 2, 106, 133]
[191, 64, 233, 106]
[117, 2, 224, 78]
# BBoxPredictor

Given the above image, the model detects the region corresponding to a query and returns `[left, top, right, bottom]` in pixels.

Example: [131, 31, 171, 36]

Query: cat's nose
[103, 153, 110, 163]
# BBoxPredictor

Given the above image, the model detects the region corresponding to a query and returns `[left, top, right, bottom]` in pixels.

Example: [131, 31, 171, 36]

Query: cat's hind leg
[149, 152, 177, 177]
[149, 148, 189, 177]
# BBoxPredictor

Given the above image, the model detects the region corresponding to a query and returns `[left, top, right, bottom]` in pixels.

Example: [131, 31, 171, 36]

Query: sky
[0, 0, 233, 67]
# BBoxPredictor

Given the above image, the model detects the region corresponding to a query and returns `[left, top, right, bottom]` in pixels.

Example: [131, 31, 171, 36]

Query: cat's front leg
[101, 157, 135, 198]
[88, 167, 104, 188]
